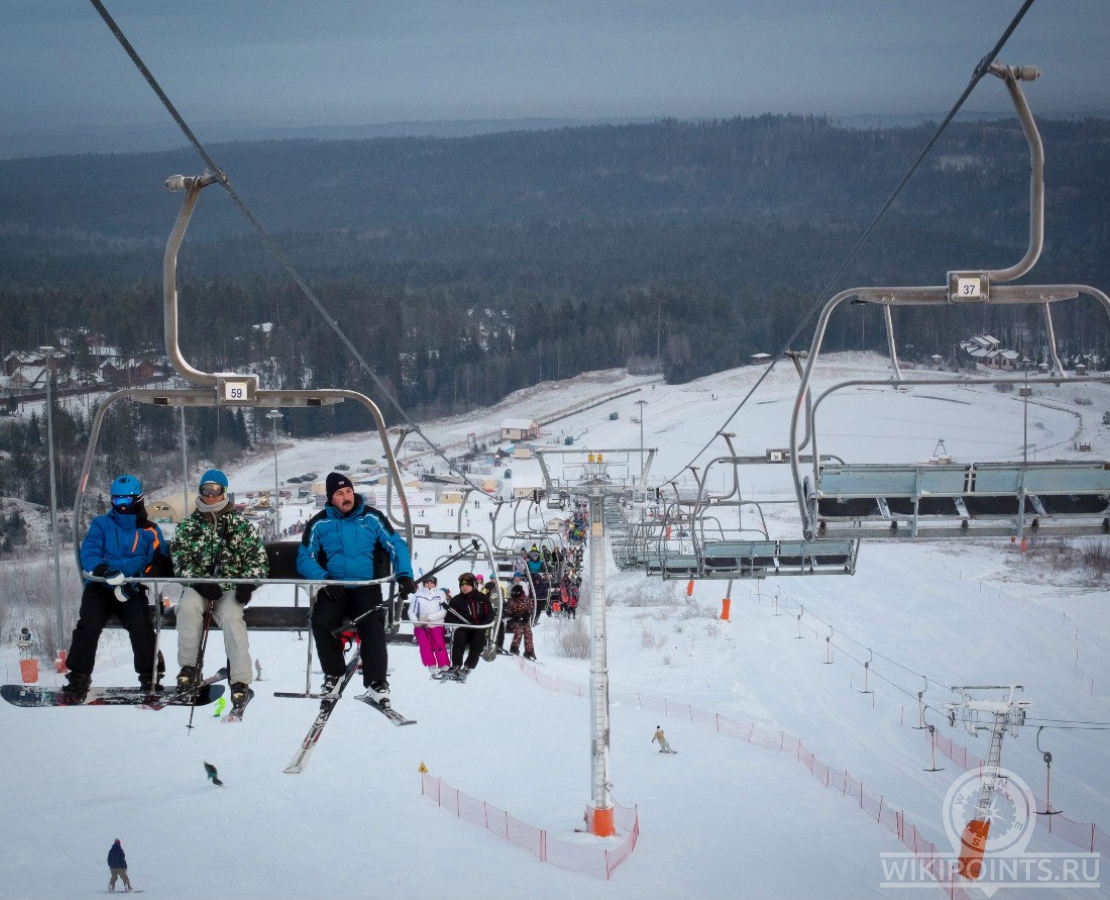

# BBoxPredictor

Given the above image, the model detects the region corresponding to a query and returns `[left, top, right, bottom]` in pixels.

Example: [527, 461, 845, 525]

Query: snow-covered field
[2, 353, 1109, 899]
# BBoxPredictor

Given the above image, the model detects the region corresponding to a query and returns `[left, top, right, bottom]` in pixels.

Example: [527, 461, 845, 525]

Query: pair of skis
[281, 651, 414, 775]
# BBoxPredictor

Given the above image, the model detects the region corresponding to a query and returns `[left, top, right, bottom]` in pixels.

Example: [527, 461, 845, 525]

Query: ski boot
[321, 674, 339, 697]
[523, 652, 537, 661]
[363, 680, 390, 707]
[176, 665, 199, 691]
[61, 672, 91, 703]
[229, 682, 250, 715]
[139, 671, 162, 694]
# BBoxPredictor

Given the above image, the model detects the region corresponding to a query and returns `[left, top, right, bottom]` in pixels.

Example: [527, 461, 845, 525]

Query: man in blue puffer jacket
[62, 475, 172, 700]
[297, 473, 416, 707]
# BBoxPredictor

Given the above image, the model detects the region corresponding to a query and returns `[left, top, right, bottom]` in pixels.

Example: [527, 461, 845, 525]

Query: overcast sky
[2, 1, 1109, 155]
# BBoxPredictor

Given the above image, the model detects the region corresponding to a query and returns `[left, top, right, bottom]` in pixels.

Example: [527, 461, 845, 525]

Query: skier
[173, 469, 268, 713]
[107, 838, 133, 892]
[505, 583, 536, 660]
[297, 472, 416, 706]
[407, 574, 450, 677]
[62, 474, 172, 700]
[443, 572, 493, 681]
[652, 726, 676, 754]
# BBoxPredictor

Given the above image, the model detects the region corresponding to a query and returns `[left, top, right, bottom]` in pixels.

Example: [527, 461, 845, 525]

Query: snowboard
[1, 683, 223, 708]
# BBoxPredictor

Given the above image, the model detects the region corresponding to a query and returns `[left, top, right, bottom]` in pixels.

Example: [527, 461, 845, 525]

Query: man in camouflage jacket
[173, 469, 268, 704]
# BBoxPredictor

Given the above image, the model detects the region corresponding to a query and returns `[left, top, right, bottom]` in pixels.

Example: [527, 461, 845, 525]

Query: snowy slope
[2, 353, 1109, 900]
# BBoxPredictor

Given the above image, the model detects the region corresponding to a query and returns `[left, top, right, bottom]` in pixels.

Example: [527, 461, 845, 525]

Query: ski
[140, 666, 229, 711]
[273, 691, 330, 699]
[222, 687, 255, 723]
[283, 650, 361, 775]
[353, 694, 416, 726]
[1, 682, 222, 709]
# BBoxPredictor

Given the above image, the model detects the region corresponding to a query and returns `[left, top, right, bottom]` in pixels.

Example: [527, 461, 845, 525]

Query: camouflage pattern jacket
[172, 506, 268, 589]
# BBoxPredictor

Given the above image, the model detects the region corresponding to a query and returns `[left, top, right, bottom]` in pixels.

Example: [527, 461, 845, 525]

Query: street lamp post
[635, 399, 647, 483]
[266, 410, 283, 539]
[39, 345, 64, 652]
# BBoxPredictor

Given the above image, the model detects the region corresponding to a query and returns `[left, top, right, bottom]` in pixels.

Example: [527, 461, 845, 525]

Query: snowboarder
[652, 726, 676, 754]
[62, 474, 172, 700]
[173, 469, 268, 714]
[107, 838, 133, 892]
[297, 472, 416, 706]
[408, 574, 450, 677]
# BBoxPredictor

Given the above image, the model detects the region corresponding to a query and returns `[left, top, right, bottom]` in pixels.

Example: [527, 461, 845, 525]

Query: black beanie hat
[326, 472, 354, 502]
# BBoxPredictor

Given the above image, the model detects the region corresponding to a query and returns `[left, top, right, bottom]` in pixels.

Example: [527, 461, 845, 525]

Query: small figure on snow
[204, 761, 224, 786]
[652, 726, 676, 754]
[107, 838, 134, 892]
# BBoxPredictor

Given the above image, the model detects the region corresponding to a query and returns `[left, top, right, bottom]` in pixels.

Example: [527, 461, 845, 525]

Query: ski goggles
[111, 494, 141, 511]
[199, 483, 226, 498]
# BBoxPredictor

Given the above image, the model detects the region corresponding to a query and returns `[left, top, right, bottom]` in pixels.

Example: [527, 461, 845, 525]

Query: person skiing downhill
[107, 838, 133, 892]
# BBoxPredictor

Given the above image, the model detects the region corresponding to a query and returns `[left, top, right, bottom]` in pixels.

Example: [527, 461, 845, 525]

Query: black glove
[116, 582, 146, 603]
[396, 576, 417, 598]
[192, 582, 223, 603]
[234, 584, 256, 605]
[317, 584, 346, 603]
[91, 563, 113, 578]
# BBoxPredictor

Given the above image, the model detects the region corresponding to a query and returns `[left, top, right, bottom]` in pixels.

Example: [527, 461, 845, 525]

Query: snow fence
[420, 771, 640, 880]
[931, 728, 1110, 857]
[516, 658, 973, 900]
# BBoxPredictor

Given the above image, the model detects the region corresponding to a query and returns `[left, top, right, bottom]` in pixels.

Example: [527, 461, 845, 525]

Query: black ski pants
[66, 581, 157, 678]
[450, 626, 486, 670]
[311, 585, 387, 687]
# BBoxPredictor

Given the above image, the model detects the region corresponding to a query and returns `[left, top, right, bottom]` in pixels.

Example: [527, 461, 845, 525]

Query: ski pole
[186, 597, 216, 734]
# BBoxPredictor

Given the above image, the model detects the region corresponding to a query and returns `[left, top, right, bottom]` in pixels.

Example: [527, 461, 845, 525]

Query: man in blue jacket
[297, 473, 416, 706]
[62, 475, 171, 700]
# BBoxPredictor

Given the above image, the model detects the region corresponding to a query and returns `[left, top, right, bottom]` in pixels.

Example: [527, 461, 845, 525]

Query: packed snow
[2, 353, 1109, 899]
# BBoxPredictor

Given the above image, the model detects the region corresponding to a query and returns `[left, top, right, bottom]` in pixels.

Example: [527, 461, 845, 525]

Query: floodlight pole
[266, 409, 283, 539]
[40, 346, 64, 653]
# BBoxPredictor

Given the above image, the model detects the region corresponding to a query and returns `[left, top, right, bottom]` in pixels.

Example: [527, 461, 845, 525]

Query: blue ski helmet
[199, 469, 229, 490]
[110, 474, 143, 513]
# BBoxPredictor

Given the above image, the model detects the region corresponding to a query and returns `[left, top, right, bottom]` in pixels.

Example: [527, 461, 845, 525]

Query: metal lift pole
[587, 479, 614, 836]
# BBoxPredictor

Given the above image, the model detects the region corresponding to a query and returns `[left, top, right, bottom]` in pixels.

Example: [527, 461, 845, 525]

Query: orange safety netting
[420, 771, 640, 880]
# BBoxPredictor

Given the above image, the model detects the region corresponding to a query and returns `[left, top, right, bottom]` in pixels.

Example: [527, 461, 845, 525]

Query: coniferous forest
[1, 114, 1109, 510]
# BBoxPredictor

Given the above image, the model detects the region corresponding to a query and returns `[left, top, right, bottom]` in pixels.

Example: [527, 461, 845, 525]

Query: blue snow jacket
[297, 496, 413, 583]
[80, 508, 169, 582]
[107, 841, 126, 869]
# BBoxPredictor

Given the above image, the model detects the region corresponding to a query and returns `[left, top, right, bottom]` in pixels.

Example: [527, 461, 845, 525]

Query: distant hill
[0, 112, 1107, 406]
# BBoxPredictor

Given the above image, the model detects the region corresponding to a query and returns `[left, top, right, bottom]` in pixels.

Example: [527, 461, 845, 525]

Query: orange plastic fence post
[721, 598, 731, 621]
[19, 658, 39, 684]
[958, 819, 990, 880]
[54, 650, 67, 673]
[686, 580, 694, 597]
